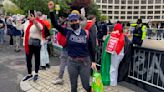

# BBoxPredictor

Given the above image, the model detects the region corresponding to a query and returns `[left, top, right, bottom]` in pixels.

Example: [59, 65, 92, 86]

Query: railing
[107, 25, 164, 40]
[128, 47, 164, 91]
[95, 39, 164, 91]
[146, 28, 164, 40]
[126, 27, 164, 40]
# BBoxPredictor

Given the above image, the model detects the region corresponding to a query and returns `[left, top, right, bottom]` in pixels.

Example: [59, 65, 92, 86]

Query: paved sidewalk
[20, 66, 137, 92]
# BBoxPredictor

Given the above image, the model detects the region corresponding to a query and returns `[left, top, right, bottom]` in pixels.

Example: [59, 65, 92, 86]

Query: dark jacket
[50, 12, 96, 62]
[118, 36, 133, 82]
[132, 26, 143, 46]
[0, 20, 5, 29]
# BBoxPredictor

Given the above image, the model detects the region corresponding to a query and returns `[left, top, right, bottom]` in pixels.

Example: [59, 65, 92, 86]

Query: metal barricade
[147, 28, 164, 40]
[125, 27, 164, 40]
[128, 47, 164, 90]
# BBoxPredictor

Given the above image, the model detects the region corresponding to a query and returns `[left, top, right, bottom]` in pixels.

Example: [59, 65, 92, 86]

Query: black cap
[137, 19, 142, 24]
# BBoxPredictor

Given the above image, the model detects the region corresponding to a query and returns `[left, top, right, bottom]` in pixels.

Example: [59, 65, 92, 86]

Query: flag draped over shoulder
[101, 23, 125, 86]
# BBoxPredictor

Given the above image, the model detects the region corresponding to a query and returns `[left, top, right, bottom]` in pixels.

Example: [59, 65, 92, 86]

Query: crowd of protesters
[1, 0, 164, 92]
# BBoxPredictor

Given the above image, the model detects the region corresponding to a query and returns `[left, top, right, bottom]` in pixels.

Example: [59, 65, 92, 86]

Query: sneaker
[22, 75, 33, 81]
[33, 75, 38, 81]
[52, 78, 63, 85]
[46, 64, 50, 68]
[40, 66, 46, 70]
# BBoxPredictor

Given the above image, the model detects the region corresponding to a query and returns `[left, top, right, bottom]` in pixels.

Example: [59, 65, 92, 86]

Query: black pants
[10, 35, 13, 45]
[26, 45, 41, 74]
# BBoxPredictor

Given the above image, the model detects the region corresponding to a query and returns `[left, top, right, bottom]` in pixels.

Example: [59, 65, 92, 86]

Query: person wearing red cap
[101, 22, 125, 86]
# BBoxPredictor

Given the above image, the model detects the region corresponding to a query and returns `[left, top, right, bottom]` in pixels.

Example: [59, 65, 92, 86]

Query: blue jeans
[0, 29, 4, 44]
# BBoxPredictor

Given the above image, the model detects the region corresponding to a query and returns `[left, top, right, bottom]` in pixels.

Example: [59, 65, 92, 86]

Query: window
[121, 16, 125, 19]
[108, 11, 112, 14]
[155, 6, 161, 9]
[147, 16, 153, 19]
[121, 6, 126, 9]
[127, 6, 132, 9]
[148, 11, 153, 14]
[108, 16, 113, 19]
[102, 5, 107, 9]
[102, 11, 106, 14]
[115, 6, 119, 9]
[127, 11, 132, 14]
[108, 0, 113, 4]
[121, 0, 126, 4]
[98, 5, 100, 8]
[141, 11, 146, 14]
[127, 16, 132, 19]
[141, 6, 146, 9]
[102, 0, 107, 3]
[162, 16, 164, 19]
[114, 11, 119, 14]
[128, 0, 133, 4]
[140, 16, 146, 19]
[115, 0, 120, 4]
[155, 0, 161, 4]
[96, 0, 101, 3]
[134, 6, 139, 9]
[114, 16, 119, 19]
[108, 6, 113, 9]
[154, 16, 160, 19]
[133, 16, 138, 19]
[121, 11, 126, 14]
[134, 11, 138, 14]
[148, 6, 153, 9]
[134, 0, 139, 4]
[141, 0, 146, 4]
[148, 0, 153, 4]
[155, 11, 160, 14]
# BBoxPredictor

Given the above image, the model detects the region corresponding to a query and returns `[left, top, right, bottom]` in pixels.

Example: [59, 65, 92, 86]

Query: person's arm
[33, 20, 43, 31]
[88, 25, 97, 70]
[49, 11, 67, 36]
[80, 15, 87, 29]
[89, 25, 97, 62]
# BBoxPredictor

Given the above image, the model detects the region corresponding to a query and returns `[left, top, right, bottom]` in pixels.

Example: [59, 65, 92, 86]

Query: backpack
[57, 32, 67, 47]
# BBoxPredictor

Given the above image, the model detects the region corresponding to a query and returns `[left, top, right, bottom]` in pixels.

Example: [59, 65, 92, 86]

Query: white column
[112, 0, 115, 22]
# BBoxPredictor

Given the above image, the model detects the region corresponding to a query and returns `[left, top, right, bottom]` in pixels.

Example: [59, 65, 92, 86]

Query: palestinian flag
[101, 23, 125, 86]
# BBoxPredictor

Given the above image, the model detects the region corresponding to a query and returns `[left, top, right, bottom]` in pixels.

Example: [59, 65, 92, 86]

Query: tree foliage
[9, 0, 101, 19]
[3, 0, 24, 14]
[11, 0, 49, 15]
[100, 15, 108, 21]
[86, 2, 101, 20]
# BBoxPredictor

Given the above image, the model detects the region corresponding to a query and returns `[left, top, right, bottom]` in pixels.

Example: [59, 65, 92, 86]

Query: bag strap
[84, 29, 89, 39]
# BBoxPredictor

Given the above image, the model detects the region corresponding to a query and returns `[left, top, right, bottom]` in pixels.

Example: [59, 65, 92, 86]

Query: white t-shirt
[23, 20, 43, 45]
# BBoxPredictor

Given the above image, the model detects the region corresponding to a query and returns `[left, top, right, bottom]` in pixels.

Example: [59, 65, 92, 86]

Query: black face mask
[71, 23, 80, 30]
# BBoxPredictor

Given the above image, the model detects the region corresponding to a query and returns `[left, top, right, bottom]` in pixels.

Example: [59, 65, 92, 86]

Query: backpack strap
[84, 29, 89, 39]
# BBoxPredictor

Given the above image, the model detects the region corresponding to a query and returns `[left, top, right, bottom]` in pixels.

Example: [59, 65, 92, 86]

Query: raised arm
[48, 1, 67, 36]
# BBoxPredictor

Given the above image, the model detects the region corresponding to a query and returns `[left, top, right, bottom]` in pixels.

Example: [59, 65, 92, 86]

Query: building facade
[94, 0, 164, 23]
